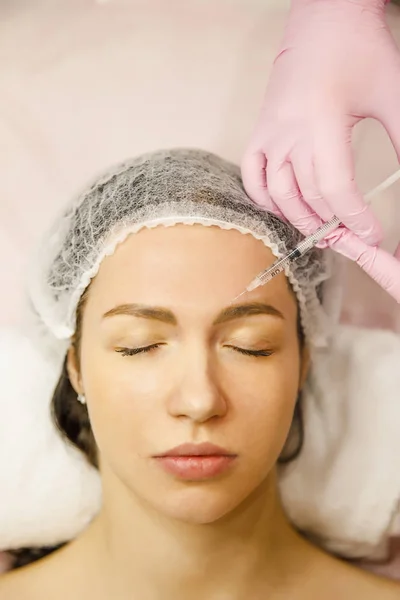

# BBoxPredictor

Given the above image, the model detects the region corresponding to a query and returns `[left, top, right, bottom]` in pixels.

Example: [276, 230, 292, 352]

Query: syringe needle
[230, 289, 248, 304]
[229, 167, 400, 305]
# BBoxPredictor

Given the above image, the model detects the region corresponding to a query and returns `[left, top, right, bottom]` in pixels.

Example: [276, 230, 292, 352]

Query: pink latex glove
[242, 0, 400, 303]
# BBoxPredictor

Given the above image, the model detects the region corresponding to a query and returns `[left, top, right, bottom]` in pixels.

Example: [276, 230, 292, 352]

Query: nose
[167, 343, 228, 423]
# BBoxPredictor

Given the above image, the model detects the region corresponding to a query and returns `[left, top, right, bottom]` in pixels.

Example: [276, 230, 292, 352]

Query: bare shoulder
[355, 573, 400, 599]
[0, 561, 49, 600]
[0, 545, 85, 600]
[323, 556, 400, 600]
[298, 544, 400, 600]
[362, 572, 400, 599]
[0, 553, 63, 600]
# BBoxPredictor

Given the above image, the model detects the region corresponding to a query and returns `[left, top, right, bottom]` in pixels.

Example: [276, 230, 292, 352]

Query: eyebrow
[103, 304, 177, 325]
[213, 302, 285, 325]
[102, 302, 284, 325]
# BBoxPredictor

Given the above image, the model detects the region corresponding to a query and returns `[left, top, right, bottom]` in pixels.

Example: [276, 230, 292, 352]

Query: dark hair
[9, 288, 305, 569]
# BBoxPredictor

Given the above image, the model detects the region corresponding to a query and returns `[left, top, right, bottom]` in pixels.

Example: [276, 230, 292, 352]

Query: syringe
[233, 168, 400, 302]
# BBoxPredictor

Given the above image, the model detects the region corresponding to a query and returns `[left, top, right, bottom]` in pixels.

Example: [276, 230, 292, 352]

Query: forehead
[88, 224, 297, 319]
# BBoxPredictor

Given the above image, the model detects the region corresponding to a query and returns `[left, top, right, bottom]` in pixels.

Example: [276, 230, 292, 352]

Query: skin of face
[67, 224, 309, 525]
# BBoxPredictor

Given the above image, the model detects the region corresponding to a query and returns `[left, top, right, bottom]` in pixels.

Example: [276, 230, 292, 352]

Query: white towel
[0, 328, 101, 551]
[280, 325, 400, 559]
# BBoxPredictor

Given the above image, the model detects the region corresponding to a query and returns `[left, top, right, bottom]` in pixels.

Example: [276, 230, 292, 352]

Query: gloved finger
[376, 78, 400, 164]
[290, 148, 334, 222]
[241, 149, 284, 218]
[328, 230, 400, 304]
[266, 158, 323, 236]
[313, 118, 383, 246]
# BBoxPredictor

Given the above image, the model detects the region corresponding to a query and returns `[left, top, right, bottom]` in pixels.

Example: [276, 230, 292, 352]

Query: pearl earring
[77, 393, 86, 405]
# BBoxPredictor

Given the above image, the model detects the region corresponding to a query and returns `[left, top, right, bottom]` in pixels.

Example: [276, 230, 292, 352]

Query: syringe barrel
[296, 216, 341, 255]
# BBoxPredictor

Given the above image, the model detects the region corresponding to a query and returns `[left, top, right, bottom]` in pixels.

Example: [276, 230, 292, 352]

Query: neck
[81, 469, 313, 600]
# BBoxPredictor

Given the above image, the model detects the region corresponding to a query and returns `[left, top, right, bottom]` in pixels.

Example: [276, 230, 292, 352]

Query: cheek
[225, 344, 301, 457]
[80, 348, 170, 458]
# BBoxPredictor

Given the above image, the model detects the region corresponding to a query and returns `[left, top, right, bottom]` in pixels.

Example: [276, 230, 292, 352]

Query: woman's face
[68, 224, 309, 523]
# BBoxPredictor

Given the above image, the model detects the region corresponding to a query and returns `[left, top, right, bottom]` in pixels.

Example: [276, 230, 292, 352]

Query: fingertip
[241, 151, 287, 220]
[241, 150, 270, 207]
[241, 149, 266, 184]
[243, 181, 271, 208]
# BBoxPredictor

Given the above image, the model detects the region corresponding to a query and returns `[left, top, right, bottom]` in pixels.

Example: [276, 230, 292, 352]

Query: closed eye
[116, 344, 273, 358]
[226, 346, 273, 357]
[116, 343, 163, 357]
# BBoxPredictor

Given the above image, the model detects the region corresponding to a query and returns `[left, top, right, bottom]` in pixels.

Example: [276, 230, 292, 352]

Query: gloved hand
[242, 0, 400, 302]
[324, 226, 400, 303]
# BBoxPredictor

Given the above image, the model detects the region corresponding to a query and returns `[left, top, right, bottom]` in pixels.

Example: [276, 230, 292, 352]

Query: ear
[66, 345, 82, 396]
[299, 345, 310, 391]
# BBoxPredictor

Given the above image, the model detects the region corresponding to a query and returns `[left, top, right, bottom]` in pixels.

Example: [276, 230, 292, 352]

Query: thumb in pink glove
[242, 0, 400, 242]
[326, 228, 400, 303]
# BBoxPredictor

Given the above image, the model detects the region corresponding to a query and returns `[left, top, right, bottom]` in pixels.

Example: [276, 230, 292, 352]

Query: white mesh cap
[28, 148, 340, 347]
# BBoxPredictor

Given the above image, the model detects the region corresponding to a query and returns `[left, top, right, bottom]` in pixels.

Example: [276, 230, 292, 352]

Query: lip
[153, 443, 237, 480]
[154, 442, 235, 458]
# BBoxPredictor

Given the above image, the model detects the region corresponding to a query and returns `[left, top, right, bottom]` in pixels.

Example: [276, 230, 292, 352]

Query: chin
[149, 484, 253, 524]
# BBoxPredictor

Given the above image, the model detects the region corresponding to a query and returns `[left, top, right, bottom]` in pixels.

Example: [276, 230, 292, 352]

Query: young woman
[1, 149, 399, 599]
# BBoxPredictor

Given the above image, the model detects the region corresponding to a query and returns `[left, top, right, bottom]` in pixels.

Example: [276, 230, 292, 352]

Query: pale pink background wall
[1, 0, 400, 576]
